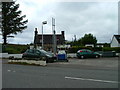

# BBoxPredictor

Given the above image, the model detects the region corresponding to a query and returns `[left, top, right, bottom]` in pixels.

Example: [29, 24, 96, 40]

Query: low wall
[9, 54, 22, 58]
[0, 53, 22, 59]
[0, 53, 9, 58]
[0, 53, 77, 59]
[8, 60, 47, 66]
[67, 53, 76, 58]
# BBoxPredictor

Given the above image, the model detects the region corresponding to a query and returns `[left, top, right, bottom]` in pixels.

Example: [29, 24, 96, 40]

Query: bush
[92, 47, 102, 51]
[2, 44, 29, 54]
[5, 48, 19, 54]
[113, 47, 120, 53]
[67, 46, 93, 53]
[67, 46, 120, 53]
[102, 47, 120, 53]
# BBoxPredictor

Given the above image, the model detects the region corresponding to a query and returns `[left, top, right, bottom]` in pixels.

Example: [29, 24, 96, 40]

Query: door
[27, 49, 35, 58]
[86, 50, 93, 58]
[34, 50, 41, 58]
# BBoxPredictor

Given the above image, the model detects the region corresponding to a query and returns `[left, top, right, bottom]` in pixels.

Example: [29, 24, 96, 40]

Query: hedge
[2, 44, 120, 54]
[102, 47, 120, 53]
[67, 46, 120, 53]
[2, 44, 29, 54]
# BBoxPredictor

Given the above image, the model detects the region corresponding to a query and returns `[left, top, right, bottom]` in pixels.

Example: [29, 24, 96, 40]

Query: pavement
[1, 57, 119, 88]
[48, 57, 118, 70]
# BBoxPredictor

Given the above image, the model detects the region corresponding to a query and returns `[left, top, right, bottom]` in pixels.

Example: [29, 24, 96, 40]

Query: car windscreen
[40, 50, 52, 55]
[40, 50, 47, 53]
[26, 49, 34, 53]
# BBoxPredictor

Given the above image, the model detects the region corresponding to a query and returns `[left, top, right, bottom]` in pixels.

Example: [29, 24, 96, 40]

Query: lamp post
[42, 21, 47, 49]
[52, 18, 56, 55]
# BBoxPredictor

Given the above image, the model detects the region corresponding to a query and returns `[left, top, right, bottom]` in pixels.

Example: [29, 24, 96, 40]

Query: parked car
[76, 49, 100, 59]
[22, 49, 56, 63]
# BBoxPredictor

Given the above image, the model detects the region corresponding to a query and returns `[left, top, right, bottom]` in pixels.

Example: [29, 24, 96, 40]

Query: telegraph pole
[52, 18, 56, 55]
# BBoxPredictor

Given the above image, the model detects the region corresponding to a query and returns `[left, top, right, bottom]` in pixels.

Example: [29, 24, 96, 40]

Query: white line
[13, 71, 16, 72]
[65, 76, 119, 84]
[7, 70, 11, 72]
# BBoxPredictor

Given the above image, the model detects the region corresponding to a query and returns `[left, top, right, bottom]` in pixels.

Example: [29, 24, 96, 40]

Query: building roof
[114, 35, 120, 44]
[97, 43, 110, 45]
[35, 34, 65, 45]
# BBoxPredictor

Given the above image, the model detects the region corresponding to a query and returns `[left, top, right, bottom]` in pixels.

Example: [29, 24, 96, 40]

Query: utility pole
[52, 18, 56, 55]
[41, 21, 47, 49]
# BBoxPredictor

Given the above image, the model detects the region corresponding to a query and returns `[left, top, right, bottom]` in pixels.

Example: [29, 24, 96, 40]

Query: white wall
[0, 53, 9, 58]
[111, 36, 119, 47]
[85, 44, 94, 47]
[118, 43, 120, 47]
[9, 54, 22, 58]
[0, 53, 22, 58]
[96, 45, 104, 47]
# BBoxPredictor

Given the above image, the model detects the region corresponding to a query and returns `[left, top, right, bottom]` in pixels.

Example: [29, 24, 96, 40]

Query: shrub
[67, 46, 120, 53]
[2, 44, 29, 54]
[92, 47, 102, 51]
[102, 47, 120, 53]
[67, 46, 93, 53]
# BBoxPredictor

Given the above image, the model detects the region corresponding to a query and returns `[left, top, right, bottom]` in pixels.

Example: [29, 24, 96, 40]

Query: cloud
[0, 1, 118, 44]
[53, 2, 118, 43]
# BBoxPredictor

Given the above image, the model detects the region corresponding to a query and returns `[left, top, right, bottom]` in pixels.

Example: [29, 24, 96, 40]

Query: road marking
[13, 71, 16, 72]
[7, 70, 16, 72]
[65, 76, 119, 84]
[7, 70, 11, 72]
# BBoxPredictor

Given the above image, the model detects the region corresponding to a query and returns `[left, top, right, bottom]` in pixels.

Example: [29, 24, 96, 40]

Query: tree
[67, 33, 97, 47]
[80, 33, 97, 46]
[1, 2, 28, 44]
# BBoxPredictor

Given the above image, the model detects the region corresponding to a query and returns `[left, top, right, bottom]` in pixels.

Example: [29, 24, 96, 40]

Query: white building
[85, 44, 94, 47]
[111, 35, 120, 47]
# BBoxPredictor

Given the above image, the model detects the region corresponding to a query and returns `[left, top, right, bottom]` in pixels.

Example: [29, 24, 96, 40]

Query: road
[2, 58, 119, 88]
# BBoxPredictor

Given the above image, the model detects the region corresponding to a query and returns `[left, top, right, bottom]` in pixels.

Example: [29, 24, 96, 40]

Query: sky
[0, 0, 118, 44]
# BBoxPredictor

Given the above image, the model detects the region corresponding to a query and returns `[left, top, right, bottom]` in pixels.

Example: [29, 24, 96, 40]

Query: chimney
[61, 31, 65, 44]
[61, 31, 64, 37]
[35, 28, 38, 36]
[34, 28, 38, 45]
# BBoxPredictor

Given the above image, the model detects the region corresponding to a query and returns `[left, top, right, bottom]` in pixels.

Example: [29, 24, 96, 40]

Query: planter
[8, 60, 47, 66]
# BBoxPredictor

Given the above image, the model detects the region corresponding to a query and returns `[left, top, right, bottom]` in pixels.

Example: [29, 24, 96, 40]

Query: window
[35, 50, 40, 54]
[40, 39, 42, 43]
[87, 50, 92, 53]
[27, 49, 34, 53]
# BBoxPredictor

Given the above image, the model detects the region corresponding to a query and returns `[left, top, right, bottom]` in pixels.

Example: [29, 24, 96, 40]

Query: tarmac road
[2, 57, 119, 88]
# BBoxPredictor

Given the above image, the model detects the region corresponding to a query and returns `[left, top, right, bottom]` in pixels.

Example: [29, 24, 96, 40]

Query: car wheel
[9, 56, 14, 60]
[80, 55, 84, 59]
[22, 57, 26, 60]
[95, 55, 99, 58]
[77, 56, 81, 59]
[66, 59, 68, 62]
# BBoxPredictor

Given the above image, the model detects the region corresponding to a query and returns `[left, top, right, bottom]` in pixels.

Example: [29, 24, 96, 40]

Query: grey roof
[114, 35, 120, 44]
[35, 34, 65, 45]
